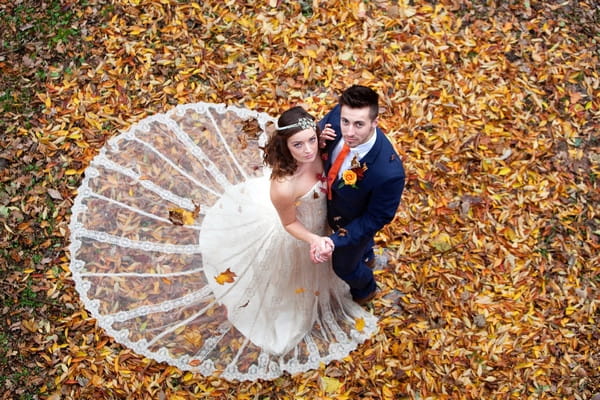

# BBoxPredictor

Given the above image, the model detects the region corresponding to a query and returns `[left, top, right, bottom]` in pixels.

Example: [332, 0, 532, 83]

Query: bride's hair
[263, 106, 321, 179]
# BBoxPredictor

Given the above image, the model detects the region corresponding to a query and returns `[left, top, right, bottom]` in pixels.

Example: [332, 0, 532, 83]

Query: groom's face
[340, 106, 377, 148]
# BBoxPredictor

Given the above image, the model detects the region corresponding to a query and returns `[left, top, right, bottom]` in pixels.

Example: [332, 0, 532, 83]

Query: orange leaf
[215, 268, 237, 285]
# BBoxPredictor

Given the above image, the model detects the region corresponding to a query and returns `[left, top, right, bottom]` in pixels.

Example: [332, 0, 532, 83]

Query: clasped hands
[310, 236, 334, 264]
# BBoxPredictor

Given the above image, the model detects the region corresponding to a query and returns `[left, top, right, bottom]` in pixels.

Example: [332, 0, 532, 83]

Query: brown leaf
[241, 118, 260, 138]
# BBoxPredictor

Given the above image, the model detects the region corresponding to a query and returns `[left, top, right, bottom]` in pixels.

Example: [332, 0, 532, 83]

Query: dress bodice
[295, 179, 329, 235]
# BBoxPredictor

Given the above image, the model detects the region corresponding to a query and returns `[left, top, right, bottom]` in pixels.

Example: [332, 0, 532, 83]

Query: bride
[69, 102, 377, 381]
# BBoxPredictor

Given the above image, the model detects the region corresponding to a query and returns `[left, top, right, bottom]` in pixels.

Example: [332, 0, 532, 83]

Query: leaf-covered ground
[1, 0, 599, 399]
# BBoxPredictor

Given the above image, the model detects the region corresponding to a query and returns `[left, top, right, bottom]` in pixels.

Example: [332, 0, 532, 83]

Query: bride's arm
[270, 179, 333, 251]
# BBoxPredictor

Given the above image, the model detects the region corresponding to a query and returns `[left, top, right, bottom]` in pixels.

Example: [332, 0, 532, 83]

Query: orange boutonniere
[342, 169, 357, 186]
[338, 155, 367, 189]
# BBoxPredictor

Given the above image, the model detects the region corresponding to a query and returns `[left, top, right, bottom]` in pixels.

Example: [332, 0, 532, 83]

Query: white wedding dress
[69, 102, 377, 381]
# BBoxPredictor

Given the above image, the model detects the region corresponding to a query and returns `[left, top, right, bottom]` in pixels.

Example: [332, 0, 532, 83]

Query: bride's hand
[310, 240, 322, 263]
[320, 124, 336, 148]
[310, 237, 333, 263]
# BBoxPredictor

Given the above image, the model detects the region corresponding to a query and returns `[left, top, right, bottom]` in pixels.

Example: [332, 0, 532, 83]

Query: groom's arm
[329, 174, 405, 248]
[318, 104, 341, 132]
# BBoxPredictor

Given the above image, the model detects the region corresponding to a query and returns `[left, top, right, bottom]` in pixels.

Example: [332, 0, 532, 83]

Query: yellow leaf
[295, 288, 305, 294]
[305, 48, 317, 59]
[355, 317, 365, 332]
[382, 385, 395, 400]
[498, 167, 511, 176]
[515, 361, 534, 369]
[565, 306, 577, 315]
[503, 227, 516, 241]
[320, 376, 342, 394]
[431, 232, 452, 252]
[129, 26, 146, 35]
[176, 81, 185, 95]
[215, 268, 237, 285]
[91, 374, 103, 386]
[168, 207, 197, 225]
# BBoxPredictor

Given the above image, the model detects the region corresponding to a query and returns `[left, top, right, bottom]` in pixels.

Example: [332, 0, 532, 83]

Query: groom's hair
[339, 85, 379, 121]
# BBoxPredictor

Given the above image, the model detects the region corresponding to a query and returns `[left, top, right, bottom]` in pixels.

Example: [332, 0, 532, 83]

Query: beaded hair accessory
[275, 117, 316, 131]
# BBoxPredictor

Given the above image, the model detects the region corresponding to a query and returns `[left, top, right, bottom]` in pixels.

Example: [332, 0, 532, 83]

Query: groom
[313, 85, 405, 305]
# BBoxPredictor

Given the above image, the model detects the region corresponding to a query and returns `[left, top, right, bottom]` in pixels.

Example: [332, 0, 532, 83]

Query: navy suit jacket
[319, 105, 405, 249]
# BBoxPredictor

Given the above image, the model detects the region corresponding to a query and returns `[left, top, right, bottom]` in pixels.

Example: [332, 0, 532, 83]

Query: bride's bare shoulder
[269, 176, 296, 204]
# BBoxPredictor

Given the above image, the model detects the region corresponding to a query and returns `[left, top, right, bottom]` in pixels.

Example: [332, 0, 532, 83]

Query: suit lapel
[328, 129, 384, 191]
[358, 128, 384, 167]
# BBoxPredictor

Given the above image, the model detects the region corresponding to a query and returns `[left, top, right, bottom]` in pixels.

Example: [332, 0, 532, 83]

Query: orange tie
[327, 143, 351, 200]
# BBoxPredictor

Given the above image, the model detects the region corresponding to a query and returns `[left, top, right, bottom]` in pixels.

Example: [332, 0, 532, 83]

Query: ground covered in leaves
[1, 0, 599, 399]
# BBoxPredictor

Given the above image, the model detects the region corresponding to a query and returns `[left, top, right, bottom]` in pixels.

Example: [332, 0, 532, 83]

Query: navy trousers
[331, 237, 376, 300]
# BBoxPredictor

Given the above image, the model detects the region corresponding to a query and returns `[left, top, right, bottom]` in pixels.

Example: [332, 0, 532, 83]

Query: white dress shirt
[330, 128, 377, 178]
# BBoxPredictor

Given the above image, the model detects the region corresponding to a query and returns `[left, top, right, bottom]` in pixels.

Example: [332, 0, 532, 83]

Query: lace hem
[69, 101, 378, 381]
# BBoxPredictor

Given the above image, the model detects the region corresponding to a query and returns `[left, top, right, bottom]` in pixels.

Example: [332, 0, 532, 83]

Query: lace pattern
[69, 102, 378, 381]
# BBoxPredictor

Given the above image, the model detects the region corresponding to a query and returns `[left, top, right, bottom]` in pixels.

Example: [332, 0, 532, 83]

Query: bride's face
[287, 128, 319, 164]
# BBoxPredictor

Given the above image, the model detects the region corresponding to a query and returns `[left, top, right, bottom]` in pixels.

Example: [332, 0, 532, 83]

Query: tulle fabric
[69, 102, 377, 381]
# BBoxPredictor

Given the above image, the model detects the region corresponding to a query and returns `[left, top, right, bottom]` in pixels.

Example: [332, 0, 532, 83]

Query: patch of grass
[23, 163, 39, 173]
[0, 362, 43, 400]
[31, 253, 42, 264]
[300, 0, 313, 17]
[0, 332, 8, 365]
[0, 90, 15, 112]
[0, 0, 80, 54]
[19, 283, 42, 308]
[101, 3, 116, 17]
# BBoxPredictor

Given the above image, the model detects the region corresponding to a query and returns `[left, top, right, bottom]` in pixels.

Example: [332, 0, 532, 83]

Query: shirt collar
[348, 127, 377, 158]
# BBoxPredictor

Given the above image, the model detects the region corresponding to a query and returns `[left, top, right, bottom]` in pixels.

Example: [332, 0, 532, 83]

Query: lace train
[69, 102, 378, 381]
